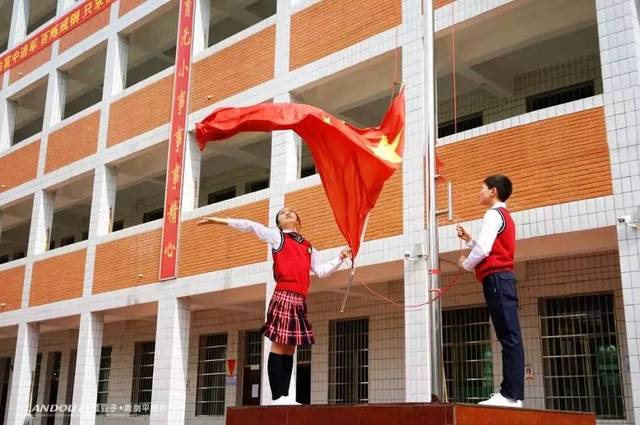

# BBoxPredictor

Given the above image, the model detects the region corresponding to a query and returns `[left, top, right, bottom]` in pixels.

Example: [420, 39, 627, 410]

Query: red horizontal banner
[0, 0, 115, 77]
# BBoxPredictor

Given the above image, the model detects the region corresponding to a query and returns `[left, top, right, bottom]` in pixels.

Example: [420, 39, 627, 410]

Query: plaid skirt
[262, 290, 315, 346]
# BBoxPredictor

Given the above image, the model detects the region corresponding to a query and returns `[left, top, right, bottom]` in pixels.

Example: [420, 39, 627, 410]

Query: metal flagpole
[422, 0, 444, 401]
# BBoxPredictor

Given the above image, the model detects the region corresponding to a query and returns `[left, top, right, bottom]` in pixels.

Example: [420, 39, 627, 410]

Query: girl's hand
[456, 224, 472, 243]
[197, 217, 227, 226]
[340, 247, 352, 260]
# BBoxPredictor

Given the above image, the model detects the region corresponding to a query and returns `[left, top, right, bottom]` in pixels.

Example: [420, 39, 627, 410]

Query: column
[0, 96, 15, 151]
[193, 0, 210, 55]
[181, 133, 201, 214]
[149, 297, 191, 424]
[5, 322, 39, 425]
[70, 312, 104, 425]
[7, 0, 28, 49]
[401, 0, 432, 402]
[596, 0, 640, 421]
[27, 189, 55, 257]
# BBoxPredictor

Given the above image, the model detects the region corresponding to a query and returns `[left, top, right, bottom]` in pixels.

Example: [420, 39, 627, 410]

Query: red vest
[475, 207, 516, 282]
[272, 232, 313, 297]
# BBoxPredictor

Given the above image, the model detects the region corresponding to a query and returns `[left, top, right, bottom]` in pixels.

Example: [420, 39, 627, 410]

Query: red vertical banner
[159, 0, 196, 280]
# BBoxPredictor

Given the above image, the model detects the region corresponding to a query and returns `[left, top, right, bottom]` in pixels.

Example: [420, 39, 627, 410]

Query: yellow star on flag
[369, 129, 402, 164]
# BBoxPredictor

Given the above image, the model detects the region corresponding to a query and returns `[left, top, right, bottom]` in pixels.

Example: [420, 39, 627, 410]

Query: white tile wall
[595, 0, 640, 422]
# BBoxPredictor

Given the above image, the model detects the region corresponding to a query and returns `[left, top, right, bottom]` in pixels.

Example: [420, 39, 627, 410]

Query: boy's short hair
[483, 174, 512, 202]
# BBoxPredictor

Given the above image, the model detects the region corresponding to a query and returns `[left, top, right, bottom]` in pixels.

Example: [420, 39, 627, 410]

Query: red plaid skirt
[262, 290, 315, 346]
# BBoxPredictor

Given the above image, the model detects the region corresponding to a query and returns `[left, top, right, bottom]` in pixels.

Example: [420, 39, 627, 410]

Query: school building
[0, 0, 638, 424]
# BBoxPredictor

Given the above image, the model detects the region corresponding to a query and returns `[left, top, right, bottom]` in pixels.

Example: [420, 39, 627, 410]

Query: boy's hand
[198, 217, 226, 226]
[458, 254, 467, 269]
[339, 247, 352, 260]
[456, 225, 472, 243]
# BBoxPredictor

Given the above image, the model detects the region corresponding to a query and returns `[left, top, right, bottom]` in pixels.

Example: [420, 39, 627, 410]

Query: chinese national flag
[196, 89, 405, 259]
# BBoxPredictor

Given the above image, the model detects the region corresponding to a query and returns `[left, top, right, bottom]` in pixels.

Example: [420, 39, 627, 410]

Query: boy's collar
[491, 201, 507, 209]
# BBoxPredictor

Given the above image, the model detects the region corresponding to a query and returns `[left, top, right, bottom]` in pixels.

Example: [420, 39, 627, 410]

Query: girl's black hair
[275, 208, 301, 229]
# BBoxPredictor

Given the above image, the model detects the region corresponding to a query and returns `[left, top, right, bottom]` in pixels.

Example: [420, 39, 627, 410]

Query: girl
[198, 207, 350, 405]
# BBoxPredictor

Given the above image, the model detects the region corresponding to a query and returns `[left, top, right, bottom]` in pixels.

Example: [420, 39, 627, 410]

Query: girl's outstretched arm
[198, 217, 282, 249]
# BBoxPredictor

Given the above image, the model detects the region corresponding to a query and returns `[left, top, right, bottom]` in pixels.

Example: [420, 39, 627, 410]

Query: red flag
[196, 90, 405, 259]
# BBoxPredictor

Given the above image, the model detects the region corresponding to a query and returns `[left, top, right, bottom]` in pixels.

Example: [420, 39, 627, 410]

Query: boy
[456, 174, 524, 408]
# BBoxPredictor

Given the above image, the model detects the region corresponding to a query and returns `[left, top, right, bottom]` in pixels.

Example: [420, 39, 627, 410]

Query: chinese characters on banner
[159, 0, 196, 280]
[0, 0, 116, 77]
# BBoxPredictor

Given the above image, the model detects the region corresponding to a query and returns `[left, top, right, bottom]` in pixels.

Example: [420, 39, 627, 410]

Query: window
[207, 187, 236, 205]
[0, 196, 32, 265]
[30, 353, 42, 410]
[0, 0, 13, 53]
[199, 134, 271, 208]
[123, 5, 179, 88]
[63, 350, 77, 425]
[540, 293, 625, 419]
[61, 45, 107, 120]
[142, 208, 163, 223]
[438, 113, 483, 138]
[111, 142, 167, 231]
[0, 356, 11, 423]
[300, 165, 316, 178]
[60, 236, 75, 247]
[296, 345, 311, 405]
[196, 333, 228, 416]
[245, 179, 268, 194]
[131, 341, 154, 416]
[26, 0, 56, 35]
[44, 351, 62, 425]
[241, 330, 262, 406]
[207, 0, 276, 47]
[526, 81, 595, 112]
[96, 346, 112, 416]
[244, 330, 262, 368]
[328, 318, 368, 404]
[443, 306, 493, 403]
[10, 79, 48, 145]
[49, 172, 93, 251]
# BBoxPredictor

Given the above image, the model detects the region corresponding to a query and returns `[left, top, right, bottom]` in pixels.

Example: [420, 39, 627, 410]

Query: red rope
[346, 244, 466, 310]
[355, 269, 464, 309]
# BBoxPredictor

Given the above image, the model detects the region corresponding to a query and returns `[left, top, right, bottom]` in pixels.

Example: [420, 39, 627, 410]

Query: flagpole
[422, 0, 444, 401]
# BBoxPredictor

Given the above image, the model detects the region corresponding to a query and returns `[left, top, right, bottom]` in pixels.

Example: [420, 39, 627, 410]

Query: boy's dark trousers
[482, 270, 525, 401]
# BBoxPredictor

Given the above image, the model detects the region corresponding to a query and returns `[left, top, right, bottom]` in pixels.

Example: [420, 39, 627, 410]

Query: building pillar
[70, 312, 104, 425]
[401, 0, 432, 402]
[596, 0, 640, 421]
[27, 189, 55, 257]
[149, 297, 191, 424]
[5, 322, 39, 425]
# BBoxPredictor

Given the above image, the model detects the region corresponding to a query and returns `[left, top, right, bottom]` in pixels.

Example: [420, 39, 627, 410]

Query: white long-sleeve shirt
[226, 218, 343, 278]
[462, 202, 507, 272]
